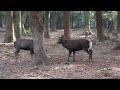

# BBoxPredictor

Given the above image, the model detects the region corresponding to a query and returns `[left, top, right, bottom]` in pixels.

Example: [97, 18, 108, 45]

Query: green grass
[3, 48, 14, 57]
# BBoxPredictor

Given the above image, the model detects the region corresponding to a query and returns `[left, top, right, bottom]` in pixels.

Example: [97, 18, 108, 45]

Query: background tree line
[0, 11, 119, 33]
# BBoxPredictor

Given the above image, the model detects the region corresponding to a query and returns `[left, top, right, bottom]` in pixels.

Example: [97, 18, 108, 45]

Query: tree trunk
[21, 11, 26, 36]
[24, 12, 30, 30]
[64, 11, 71, 39]
[13, 11, 21, 39]
[56, 11, 63, 29]
[96, 11, 104, 41]
[0, 17, 2, 27]
[31, 11, 49, 65]
[51, 11, 57, 32]
[117, 11, 120, 33]
[4, 11, 16, 43]
[44, 11, 50, 38]
[84, 11, 90, 27]
[108, 19, 114, 33]
[70, 11, 72, 28]
[84, 11, 93, 38]
[103, 18, 108, 29]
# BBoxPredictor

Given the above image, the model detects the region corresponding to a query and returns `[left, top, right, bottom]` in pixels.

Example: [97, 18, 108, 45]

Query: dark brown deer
[14, 39, 34, 59]
[57, 35, 93, 63]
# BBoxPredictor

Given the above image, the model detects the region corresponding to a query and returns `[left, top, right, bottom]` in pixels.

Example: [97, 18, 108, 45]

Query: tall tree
[56, 11, 64, 29]
[13, 11, 21, 39]
[70, 11, 74, 28]
[84, 11, 93, 37]
[44, 11, 50, 38]
[21, 11, 30, 36]
[107, 19, 114, 33]
[51, 11, 57, 32]
[84, 11, 90, 27]
[21, 11, 26, 35]
[96, 11, 104, 41]
[24, 13, 30, 29]
[117, 11, 120, 33]
[4, 11, 16, 43]
[0, 16, 2, 27]
[64, 11, 71, 39]
[0, 11, 5, 27]
[31, 11, 49, 65]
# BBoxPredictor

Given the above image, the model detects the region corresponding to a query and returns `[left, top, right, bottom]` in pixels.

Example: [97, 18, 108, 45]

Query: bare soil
[0, 28, 120, 79]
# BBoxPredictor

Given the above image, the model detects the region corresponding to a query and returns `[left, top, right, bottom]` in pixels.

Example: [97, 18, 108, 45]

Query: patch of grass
[3, 48, 14, 57]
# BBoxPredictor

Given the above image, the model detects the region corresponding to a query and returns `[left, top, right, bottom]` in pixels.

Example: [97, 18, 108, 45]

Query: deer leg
[73, 51, 76, 62]
[89, 49, 93, 61]
[84, 49, 92, 62]
[66, 51, 72, 64]
[15, 49, 20, 59]
[30, 51, 34, 60]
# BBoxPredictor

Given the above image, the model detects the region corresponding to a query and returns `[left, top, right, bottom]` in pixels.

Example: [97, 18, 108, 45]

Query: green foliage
[70, 11, 96, 28]
[0, 11, 7, 26]
[0, 11, 4, 17]
[84, 11, 90, 25]
[102, 11, 117, 20]
[70, 11, 84, 28]
[55, 11, 96, 29]
[56, 11, 64, 29]
[3, 48, 14, 57]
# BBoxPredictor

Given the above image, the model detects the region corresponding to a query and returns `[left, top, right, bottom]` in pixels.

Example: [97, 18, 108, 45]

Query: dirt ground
[0, 28, 120, 79]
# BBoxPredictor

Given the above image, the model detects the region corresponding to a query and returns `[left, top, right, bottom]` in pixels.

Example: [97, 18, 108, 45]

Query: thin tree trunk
[51, 11, 57, 32]
[21, 11, 27, 36]
[108, 19, 114, 33]
[96, 11, 104, 41]
[117, 11, 120, 33]
[31, 11, 49, 65]
[4, 11, 16, 43]
[71, 13, 73, 29]
[44, 11, 50, 38]
[0, 17, 2, 27]
[84, 11, 93, 38]
[13, 11, 21, 39]
[24, 12, 30, 30]
[64, 11, 71, 39]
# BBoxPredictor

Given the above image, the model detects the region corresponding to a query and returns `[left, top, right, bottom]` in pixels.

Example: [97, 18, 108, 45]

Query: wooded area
[0, 11, 120, 79]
